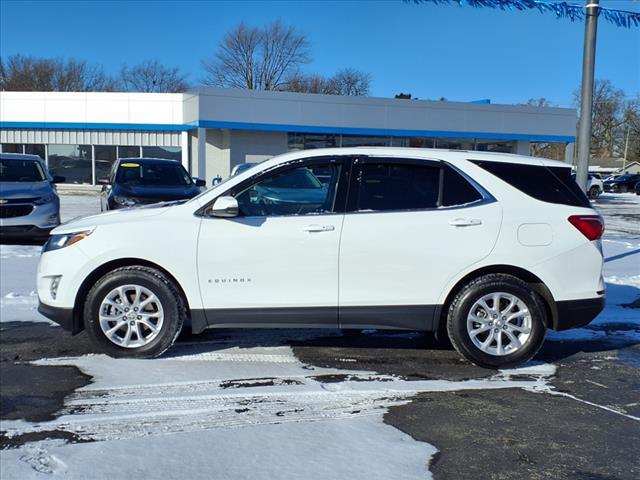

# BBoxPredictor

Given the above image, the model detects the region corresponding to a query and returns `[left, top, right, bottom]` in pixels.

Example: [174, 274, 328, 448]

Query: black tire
[84, 266, 185, 358]
[446, 274, 547, 369]
[588, 186, 599, 199]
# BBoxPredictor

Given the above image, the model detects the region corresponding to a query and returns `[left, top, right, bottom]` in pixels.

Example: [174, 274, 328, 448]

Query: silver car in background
[0, 153, 65, 241]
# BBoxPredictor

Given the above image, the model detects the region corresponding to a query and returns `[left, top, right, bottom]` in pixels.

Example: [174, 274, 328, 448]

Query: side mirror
[194, 178, 206, 187]
[210, 196, 239, 218]
[52, 176, 66, 184]
[97, 178, 110, 185]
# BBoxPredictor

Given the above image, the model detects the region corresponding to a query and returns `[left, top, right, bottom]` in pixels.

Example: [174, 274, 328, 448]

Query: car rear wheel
[588, 186, 600, 199]
[84, 266, 185, 358]
[446, 274, 546, 369]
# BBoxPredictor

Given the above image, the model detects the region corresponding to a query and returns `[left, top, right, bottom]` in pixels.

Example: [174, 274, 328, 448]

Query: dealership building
[0, 88, 577, 186]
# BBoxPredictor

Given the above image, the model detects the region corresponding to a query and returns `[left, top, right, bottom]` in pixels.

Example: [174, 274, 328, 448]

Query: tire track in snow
[2, 367, 556, 443]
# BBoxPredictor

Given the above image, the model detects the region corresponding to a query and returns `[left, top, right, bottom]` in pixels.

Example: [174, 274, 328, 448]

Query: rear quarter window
[470, 160, 590, 208]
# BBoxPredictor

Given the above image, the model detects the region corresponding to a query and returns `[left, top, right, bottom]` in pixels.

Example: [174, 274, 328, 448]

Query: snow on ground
[1, 340, 556, 480]
[0, 195, 100, 324]
[1, 192, 638, 480]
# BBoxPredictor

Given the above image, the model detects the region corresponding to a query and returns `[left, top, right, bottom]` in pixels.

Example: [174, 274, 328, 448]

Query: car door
[338, 157, 502, 330]
[196, 156, 348, 327]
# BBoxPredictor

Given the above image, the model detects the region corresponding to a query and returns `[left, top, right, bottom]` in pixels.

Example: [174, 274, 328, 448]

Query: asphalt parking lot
[1, 192, 639, 480]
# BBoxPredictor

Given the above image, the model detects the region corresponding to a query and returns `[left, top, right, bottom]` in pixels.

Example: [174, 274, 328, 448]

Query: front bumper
[0, 225, 54, 239]
[38, 301, 79, 333]
[553, 296, 605, 330]
[0, 200, 60, 238]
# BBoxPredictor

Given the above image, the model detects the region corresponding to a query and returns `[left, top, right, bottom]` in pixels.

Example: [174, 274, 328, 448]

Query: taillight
[568, 215, 604, 241]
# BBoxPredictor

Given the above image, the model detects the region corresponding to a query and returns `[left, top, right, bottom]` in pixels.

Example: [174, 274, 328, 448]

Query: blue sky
[1, 0, 638, 106]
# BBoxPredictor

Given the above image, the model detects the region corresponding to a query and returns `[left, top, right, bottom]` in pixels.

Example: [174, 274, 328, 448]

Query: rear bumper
[553, 296, 605, 330]
[38, 301, 79, 333]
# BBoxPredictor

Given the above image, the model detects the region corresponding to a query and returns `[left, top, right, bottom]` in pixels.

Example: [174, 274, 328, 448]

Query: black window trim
[344, 156, 495, 215]
[195, 155, 353, 219]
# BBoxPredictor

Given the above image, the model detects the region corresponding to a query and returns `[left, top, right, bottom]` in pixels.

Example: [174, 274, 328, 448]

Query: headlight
[33, 193, 57, 205]
[43, 230, 93, 253]
[113, 196, 138, 207]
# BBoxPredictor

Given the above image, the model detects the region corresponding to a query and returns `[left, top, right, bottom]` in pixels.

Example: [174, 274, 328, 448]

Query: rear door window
[353, 162, 440, 211]
[470, 159, 590, 208]
[349, 160, 484, 212]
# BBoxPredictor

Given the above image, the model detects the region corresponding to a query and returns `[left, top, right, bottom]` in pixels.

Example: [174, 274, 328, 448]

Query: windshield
[0, 158, 47, 182]
[116, 162, 192, 186]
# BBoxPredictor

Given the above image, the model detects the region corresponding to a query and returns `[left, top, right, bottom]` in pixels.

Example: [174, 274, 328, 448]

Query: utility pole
[575, 0, 600, 192]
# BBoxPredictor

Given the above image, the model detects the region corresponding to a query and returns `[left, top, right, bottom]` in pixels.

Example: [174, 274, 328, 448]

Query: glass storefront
[287, 134, 514, 153]
[118, 146, 141, 159]
[48, 144, 92, 184]
[0, 143, 181, 185]
[341, 135, 390, 147]
[142, 146, 181, 160]
[475, 141, 514, 153]
[25, 144, 46, 160]
[1, 144, 22, 153]
[95, 146, 117, 182]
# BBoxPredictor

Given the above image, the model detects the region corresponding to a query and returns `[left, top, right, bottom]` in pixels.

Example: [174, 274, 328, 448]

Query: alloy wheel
[466, 292, 532, 356]
[98, 284, 164, 348]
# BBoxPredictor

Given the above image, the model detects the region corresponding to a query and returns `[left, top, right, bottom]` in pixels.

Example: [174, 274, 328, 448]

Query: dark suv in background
[603, 173, 640, 193]
[99, 158, 206, 211]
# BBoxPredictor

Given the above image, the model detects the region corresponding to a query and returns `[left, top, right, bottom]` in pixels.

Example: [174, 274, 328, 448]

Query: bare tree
[202, 20, 310, 90]
[283, 68, 371, 96]
[525, 98, 567, 161]
[574, 80, 627, 158]
[0, 54, 116, 91]
[284, 72, 335, 94]
[330, 68, 371, 96]
[120, 60, 188, 93]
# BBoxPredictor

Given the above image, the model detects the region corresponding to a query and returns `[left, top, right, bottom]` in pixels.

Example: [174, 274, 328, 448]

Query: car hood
[115, 183, 199, 200]
[0, 181, 53, 199]
[52, 202, 175, 234]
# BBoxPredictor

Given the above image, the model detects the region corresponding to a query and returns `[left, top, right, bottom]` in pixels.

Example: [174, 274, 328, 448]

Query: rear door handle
[449, 218, 482, 227]
[303, 224, 335, 232]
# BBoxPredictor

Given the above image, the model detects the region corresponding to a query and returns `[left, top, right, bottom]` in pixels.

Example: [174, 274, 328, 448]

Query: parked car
[603, 173, 640, 193]
[572, 173, 603, 199]
[0, 153, 65, 241]
[635, 181, 640, 195]
[37, 148, 605, 368]
[99, 158, 206, 211]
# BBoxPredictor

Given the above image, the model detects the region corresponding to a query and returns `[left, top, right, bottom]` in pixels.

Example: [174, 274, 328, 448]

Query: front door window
[234, 163, 342, 216]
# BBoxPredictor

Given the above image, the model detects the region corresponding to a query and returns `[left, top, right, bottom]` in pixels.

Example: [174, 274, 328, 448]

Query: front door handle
[449, 218, 482, 227]
[303, 224, 335, 232]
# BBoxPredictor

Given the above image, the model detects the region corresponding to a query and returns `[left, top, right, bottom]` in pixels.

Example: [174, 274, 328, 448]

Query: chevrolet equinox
[37, 148, 605, 368]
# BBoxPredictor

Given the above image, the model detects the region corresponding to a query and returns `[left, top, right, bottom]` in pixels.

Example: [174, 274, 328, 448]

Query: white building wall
[229, 130, 288, 170]
[0, 92, 185, 126]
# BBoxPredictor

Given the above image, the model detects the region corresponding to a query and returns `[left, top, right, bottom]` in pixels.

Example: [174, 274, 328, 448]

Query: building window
[288, 133, 339, 150]
[118, 146, 141, 159]
[25, 144, 46, 161]
[1, 144, 23, 153]
[476, 141, 514, 153]
[434, 138, 475, 150]
[391, 137, 436, 148]
[341, 135, 391, 147]
[95, 146, 117, 182]
[142, 146, 181, 161]
[48, 144, 92, 184]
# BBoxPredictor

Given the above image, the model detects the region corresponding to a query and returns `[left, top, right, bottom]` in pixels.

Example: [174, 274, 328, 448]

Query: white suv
[37, 148, 605, 368]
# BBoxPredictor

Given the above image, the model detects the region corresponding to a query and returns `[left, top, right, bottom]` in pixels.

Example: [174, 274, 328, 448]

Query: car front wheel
[84, 266, 185, 358]
[446, 274, 546, 369]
